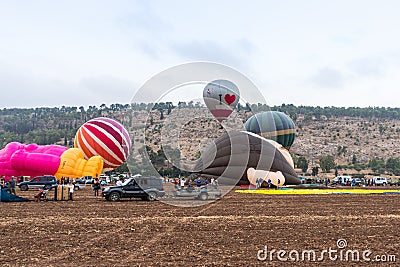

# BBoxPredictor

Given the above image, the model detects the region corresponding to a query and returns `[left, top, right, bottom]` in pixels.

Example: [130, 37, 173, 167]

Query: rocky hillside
[2, 104, 400, 178]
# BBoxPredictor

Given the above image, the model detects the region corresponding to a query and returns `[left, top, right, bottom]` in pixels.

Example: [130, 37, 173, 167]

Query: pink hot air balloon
[203, 79, 240, 123]
[74, 117, 131, 169]
[0, 142, 67, 181]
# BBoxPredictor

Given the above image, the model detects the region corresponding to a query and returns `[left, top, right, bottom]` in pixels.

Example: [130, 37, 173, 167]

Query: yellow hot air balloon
[55, 148, 103, 179]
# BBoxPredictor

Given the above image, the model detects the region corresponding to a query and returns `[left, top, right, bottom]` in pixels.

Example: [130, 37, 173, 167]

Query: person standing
[180, 178, 185, 189]
[187, 180, 194, 191]
[0, 175, 5, 189]
[9, 176, 16, 195]
[93, 178, 100, 197]
[68, 181, 74, 200]
[196, 178, 202, 188]
[116, 177, 124, 186]
[203, 178, 209, 188]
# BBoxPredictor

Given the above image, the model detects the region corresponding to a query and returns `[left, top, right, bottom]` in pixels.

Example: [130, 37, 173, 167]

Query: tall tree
[296, 156, 309, 173]
[319, 155, 335, 172]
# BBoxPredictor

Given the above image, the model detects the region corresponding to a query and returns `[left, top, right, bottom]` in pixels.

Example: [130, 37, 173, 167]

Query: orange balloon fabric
[55, 148, 103, 179]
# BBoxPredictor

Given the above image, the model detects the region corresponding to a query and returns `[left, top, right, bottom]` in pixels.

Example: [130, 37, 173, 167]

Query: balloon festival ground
[236, 187, 400, 195]
[1, 186, 399, 266]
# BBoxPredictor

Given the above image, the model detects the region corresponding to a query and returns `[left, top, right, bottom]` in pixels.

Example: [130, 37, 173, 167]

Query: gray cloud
[348, 57, 386, 77]
[116, 2, 172, 59]
[310, 67, 346, 89]
[169, 39, 255, 70]
[0, 62, 76, 108]
[0, 62, 136, 108]
[79, 75, 137, 104]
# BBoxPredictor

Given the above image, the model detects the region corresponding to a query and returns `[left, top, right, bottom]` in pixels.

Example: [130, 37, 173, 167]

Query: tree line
[2, 102, 400, 148]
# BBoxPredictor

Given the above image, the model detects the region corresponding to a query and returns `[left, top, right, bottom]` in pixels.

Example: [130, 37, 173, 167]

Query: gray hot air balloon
[194, 131, 300, 185]
[203, 79, 240, 123]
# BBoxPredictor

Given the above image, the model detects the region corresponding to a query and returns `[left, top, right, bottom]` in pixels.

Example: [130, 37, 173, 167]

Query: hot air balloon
[247, 168, 285, 187]
[55, 148, 103, 179]
[244, 111, 296, 150]
[203, 79, 240, 123]
[0, 142, 103, 180]
[74, 117, 131, 169]
[194, 131, 300, 185]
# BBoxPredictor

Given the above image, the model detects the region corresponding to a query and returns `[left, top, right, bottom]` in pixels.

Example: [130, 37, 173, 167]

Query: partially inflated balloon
[55, 148, 103, 179]
[264, 139, 294, 168]
[0, 142, 67, 180]
[0, 142, 103, 180]
[244, 111, 296, 149]
[194, 131, 300, 185]
[203, 79, 240, 122]
[74, 117, 131, 169]
[247, 168, 285, 186]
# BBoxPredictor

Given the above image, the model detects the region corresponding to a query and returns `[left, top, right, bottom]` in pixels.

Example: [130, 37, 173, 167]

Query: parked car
[102, 176, 165, 201]
[389, 179, 400, 186]
[18, 175, 57, 191]
[74, 183, 86, 190]
[332, 176, 352, 185]
[74, 177, 87, 184]
[373, 177, 388, 186]
[173, 186, 222, 201]
[82, 176, 94, 184]
[354, 178, 363, 186]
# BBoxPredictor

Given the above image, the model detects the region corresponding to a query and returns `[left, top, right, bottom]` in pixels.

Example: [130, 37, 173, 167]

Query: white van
[332, 176, 352, 185]
[373, 177, 387, 186]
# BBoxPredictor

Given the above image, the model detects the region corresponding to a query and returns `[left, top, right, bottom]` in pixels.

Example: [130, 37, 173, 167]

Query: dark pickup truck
[102, 176, 165, 201]
[18, 175, 57, 191]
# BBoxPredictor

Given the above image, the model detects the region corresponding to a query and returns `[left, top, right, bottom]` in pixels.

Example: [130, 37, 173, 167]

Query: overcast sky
[1, 0, 400, 108]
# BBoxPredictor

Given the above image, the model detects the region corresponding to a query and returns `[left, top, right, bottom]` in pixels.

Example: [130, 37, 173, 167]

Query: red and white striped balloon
[74, 117, 131, 169]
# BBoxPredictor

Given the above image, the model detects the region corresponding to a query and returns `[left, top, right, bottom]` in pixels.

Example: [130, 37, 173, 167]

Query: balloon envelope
[244, 111, 296, 149]
[247, 168, 286, 186]
[55, 148, 103, 179]
[194, 131, 300, 185]
[74, 117, 131, 169]
[0, 142, 66, 181]
[203, 79, 240, 122]
[0, 142, 104, 180]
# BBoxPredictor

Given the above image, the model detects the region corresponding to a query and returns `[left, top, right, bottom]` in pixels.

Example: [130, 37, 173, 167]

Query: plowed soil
[1, 187, 399, 266]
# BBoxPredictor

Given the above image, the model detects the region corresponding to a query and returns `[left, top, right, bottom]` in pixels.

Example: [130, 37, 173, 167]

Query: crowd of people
[172, 176, 218, 191]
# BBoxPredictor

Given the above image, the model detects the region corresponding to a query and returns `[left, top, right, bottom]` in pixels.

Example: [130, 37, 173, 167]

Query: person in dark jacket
[93, 178, 101, 197]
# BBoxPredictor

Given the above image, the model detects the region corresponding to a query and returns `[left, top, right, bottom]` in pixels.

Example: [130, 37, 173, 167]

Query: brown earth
[0, 187, 399, 266]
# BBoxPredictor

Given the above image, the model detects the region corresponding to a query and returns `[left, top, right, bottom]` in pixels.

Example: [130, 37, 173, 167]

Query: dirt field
[1, 187, 399, 266]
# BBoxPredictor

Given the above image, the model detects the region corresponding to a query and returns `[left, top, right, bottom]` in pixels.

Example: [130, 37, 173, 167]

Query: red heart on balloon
[224, 94, 236, 105]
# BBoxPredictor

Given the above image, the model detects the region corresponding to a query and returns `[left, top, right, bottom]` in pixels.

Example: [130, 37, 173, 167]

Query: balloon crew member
[9, 176, 16, 195]
[0, 175, 5, 189]
[203, 178, 208, 188]
[68, 181, 74, 200]
[93, 178, 101, 197]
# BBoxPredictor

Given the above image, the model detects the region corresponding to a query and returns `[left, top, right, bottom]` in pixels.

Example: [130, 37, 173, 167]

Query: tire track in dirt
[126, 195, 234, 262]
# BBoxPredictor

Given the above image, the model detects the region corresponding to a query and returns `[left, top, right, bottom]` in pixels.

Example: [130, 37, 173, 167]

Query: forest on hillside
[2, 102, 400, 147]
[2, 103, 400, 177]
